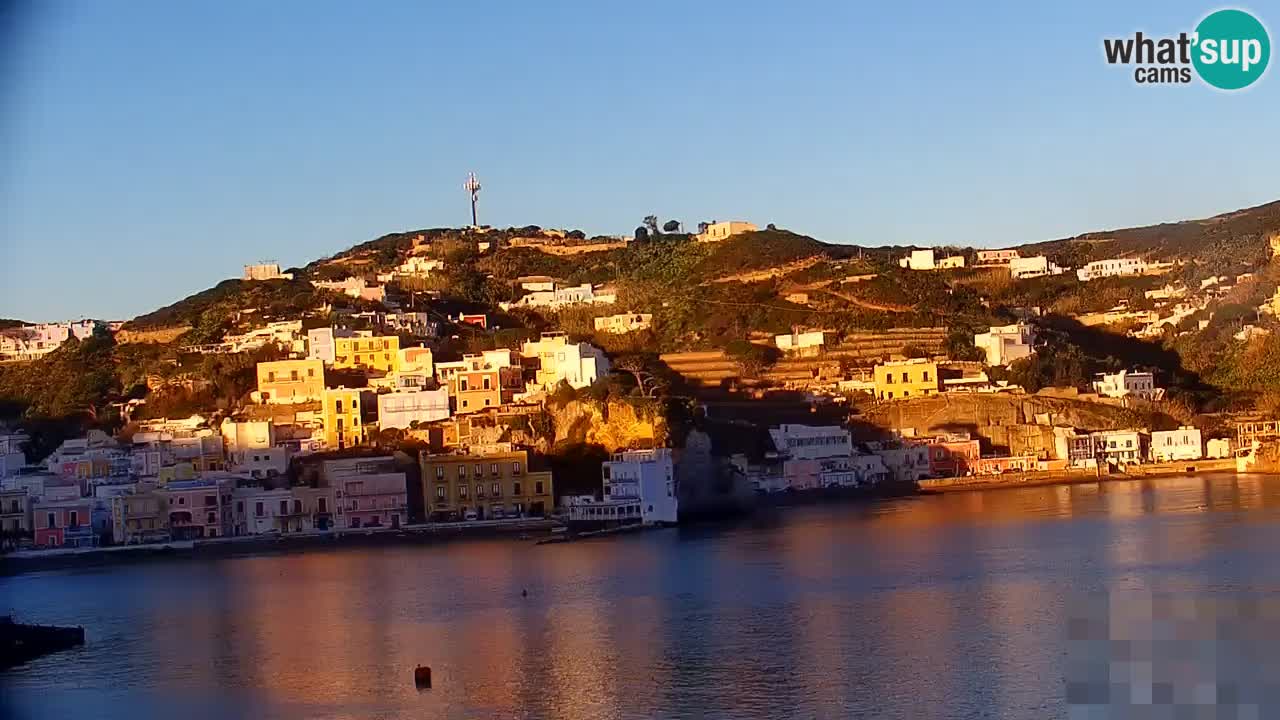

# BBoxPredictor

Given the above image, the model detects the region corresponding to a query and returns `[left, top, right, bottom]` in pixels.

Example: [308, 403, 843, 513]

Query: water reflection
[5, 473, 1280, 720]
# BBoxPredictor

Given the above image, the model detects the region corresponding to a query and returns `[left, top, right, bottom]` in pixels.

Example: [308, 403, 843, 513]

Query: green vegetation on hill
[125, 278, 324, 340]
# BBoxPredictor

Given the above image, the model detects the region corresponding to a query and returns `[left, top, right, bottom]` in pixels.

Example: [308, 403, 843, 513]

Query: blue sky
[2, 0, 1277, 322]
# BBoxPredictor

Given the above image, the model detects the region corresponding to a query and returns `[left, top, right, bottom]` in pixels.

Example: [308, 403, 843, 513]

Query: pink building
[927, 439, 981, 477]
[160, 478, 233, 540]
[33, 498, 95, 548]
[323, 457, 408, 529]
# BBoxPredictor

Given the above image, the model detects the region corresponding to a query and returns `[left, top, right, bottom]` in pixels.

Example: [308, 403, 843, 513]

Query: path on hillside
[819, 287, 912, 313]
[706, 256, 823, 285]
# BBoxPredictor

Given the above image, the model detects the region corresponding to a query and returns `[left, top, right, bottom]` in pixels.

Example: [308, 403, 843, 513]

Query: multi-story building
[377, 388, 450, 429]
[313, 276, 386, 303]
[0, 488, 32, 539]
[899, 249, 936, 270]
[1150, 426, 1203, 462]
[1091, 430, 1147, 466]
[420, 447, 553, 521]
[329, 333, 400, 373]
[0, 431, 29, 478]
[870, 443, 931, 483]
[695, 220, 757, 243]
[0, 320, 102, 362]
[873, 359, 940, 400]
[1093, 370, 1160, 400]
[110, 491, 170, 545]
[323, 456, 408, 529]
[159, 478, 234, 540]
[230, 486, 335, 535]
[973, 324, 1035, 366]
[504, 282, 616, 311]
[255, 359, 325, 404]
[33, 498, 95, 548]
[306, 327, 345, 364]
[220, 419, 275, 454]
[1076, 257, 1148, 282]
[321, 387, 374, 450]
[926, 437, 982, 477]
[596, 448, 677, 525]
[976, 249, 1020, 265]
[593, 313, 653, 334]
[228, 446, 290, 479]
[521, 333, 610, 391]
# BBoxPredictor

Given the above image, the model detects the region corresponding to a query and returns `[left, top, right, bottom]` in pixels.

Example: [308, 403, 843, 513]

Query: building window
[204, 494, 216, 507]
[483, 377, 491, 390]
[512, 482, 522, 496]
[267, 371, 276, 382]
[490, 463, 499, 476]
[178, 497, 186, 506]
[308, 368, 315, 377]
[459, 485, 468, 499]
[435, 466, 444, 479]
[534, 481, 544, 495]
[923, 371, 930, 381]
[318, 498, 328, 513]
[291, 370, 299, 381]
[512, 462, 522, 476]
[236, 501, 244, 513]
[491, 482, 500, 496]
[436, 486, 445, 500]
[255, 502, 264, 517]
[475, 464, 483, 477]
[459, 465, 467, 478]
[207, 512, 216, 524]
[336, 400, 344, 413]
[476, 484, 485, 499]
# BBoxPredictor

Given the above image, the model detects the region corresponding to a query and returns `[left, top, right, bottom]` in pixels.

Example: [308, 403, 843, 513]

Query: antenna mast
[464, 172, 482, 227]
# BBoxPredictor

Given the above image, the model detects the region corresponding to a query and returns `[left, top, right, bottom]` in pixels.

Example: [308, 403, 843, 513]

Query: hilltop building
[976, 249, 1019, 265]
[242, 263, 293, 281]
[1076, 258, 1147, 282]
[1009, 255, 1066, 280]
[695, 221, 757, 243]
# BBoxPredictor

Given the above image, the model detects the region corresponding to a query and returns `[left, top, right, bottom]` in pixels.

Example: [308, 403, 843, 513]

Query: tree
[643, 215, 659, 237]
[662, 220, 681, 233]
[634, 226, 650, 243]
[614, 354, 668, 398]
[901, 343, 929, 359]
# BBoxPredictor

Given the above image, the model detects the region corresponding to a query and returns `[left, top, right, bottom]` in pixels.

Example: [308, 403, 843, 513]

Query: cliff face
[547, 398, 665, 452]
[863, 393, 1164, 456]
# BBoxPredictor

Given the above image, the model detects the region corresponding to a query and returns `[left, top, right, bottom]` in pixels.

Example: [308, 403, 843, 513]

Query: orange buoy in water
[414, 666, 432, 688]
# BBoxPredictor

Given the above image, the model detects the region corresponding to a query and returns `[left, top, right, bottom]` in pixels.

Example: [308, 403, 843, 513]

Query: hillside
[1021, 199, 1280, 274]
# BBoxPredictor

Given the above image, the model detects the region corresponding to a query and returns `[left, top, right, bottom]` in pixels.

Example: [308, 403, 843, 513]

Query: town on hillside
[3, 206, 1280, 554]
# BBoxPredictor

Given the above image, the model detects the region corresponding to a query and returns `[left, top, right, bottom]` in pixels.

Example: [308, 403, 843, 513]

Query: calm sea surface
[4, 472, 1280, 719]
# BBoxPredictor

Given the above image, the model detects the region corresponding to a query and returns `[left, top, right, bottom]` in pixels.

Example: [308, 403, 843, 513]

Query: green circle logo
[1193, 9, 1270, 90]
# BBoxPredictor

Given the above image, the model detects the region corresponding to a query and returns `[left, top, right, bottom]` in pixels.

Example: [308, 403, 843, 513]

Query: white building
[774, 330, 826, 355]
[1076, 258, 1148, 282]
[594, 313, 653, 334]
[1092, 370, 1161, 400]
[395, 256, 444, 277]
[521, 333, 610, 390]
[307, 327, 350, 364]
[503, 283, 616, 311]
[1150, 426, 1203, 462]
[0, 320, 103, 362]
[973, 324, 1035, 366]
[695, 221, 757, 243]
[220, 419, 275, 454]
[228, 447, 290, 479]
[231, 486, 334, 535]
[1206, 438, 1232, 459]
[899, 249, 936, 270]
[768, 425, 852, 460]
[1091, 430, 1146, 466]
[599, 448, 678, 524]
[377, 388, 451, 430]
[312, 276, 386, 303]
[1009, 255, 1065, 280]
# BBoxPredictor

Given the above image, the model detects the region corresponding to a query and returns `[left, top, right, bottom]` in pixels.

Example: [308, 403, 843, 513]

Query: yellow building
[321, 387, 373, 450]
[873, 359, 939, 400]
[256, 359, 325, 404]
[420, 447, 553, 521]
[334, 334, 401, 373]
